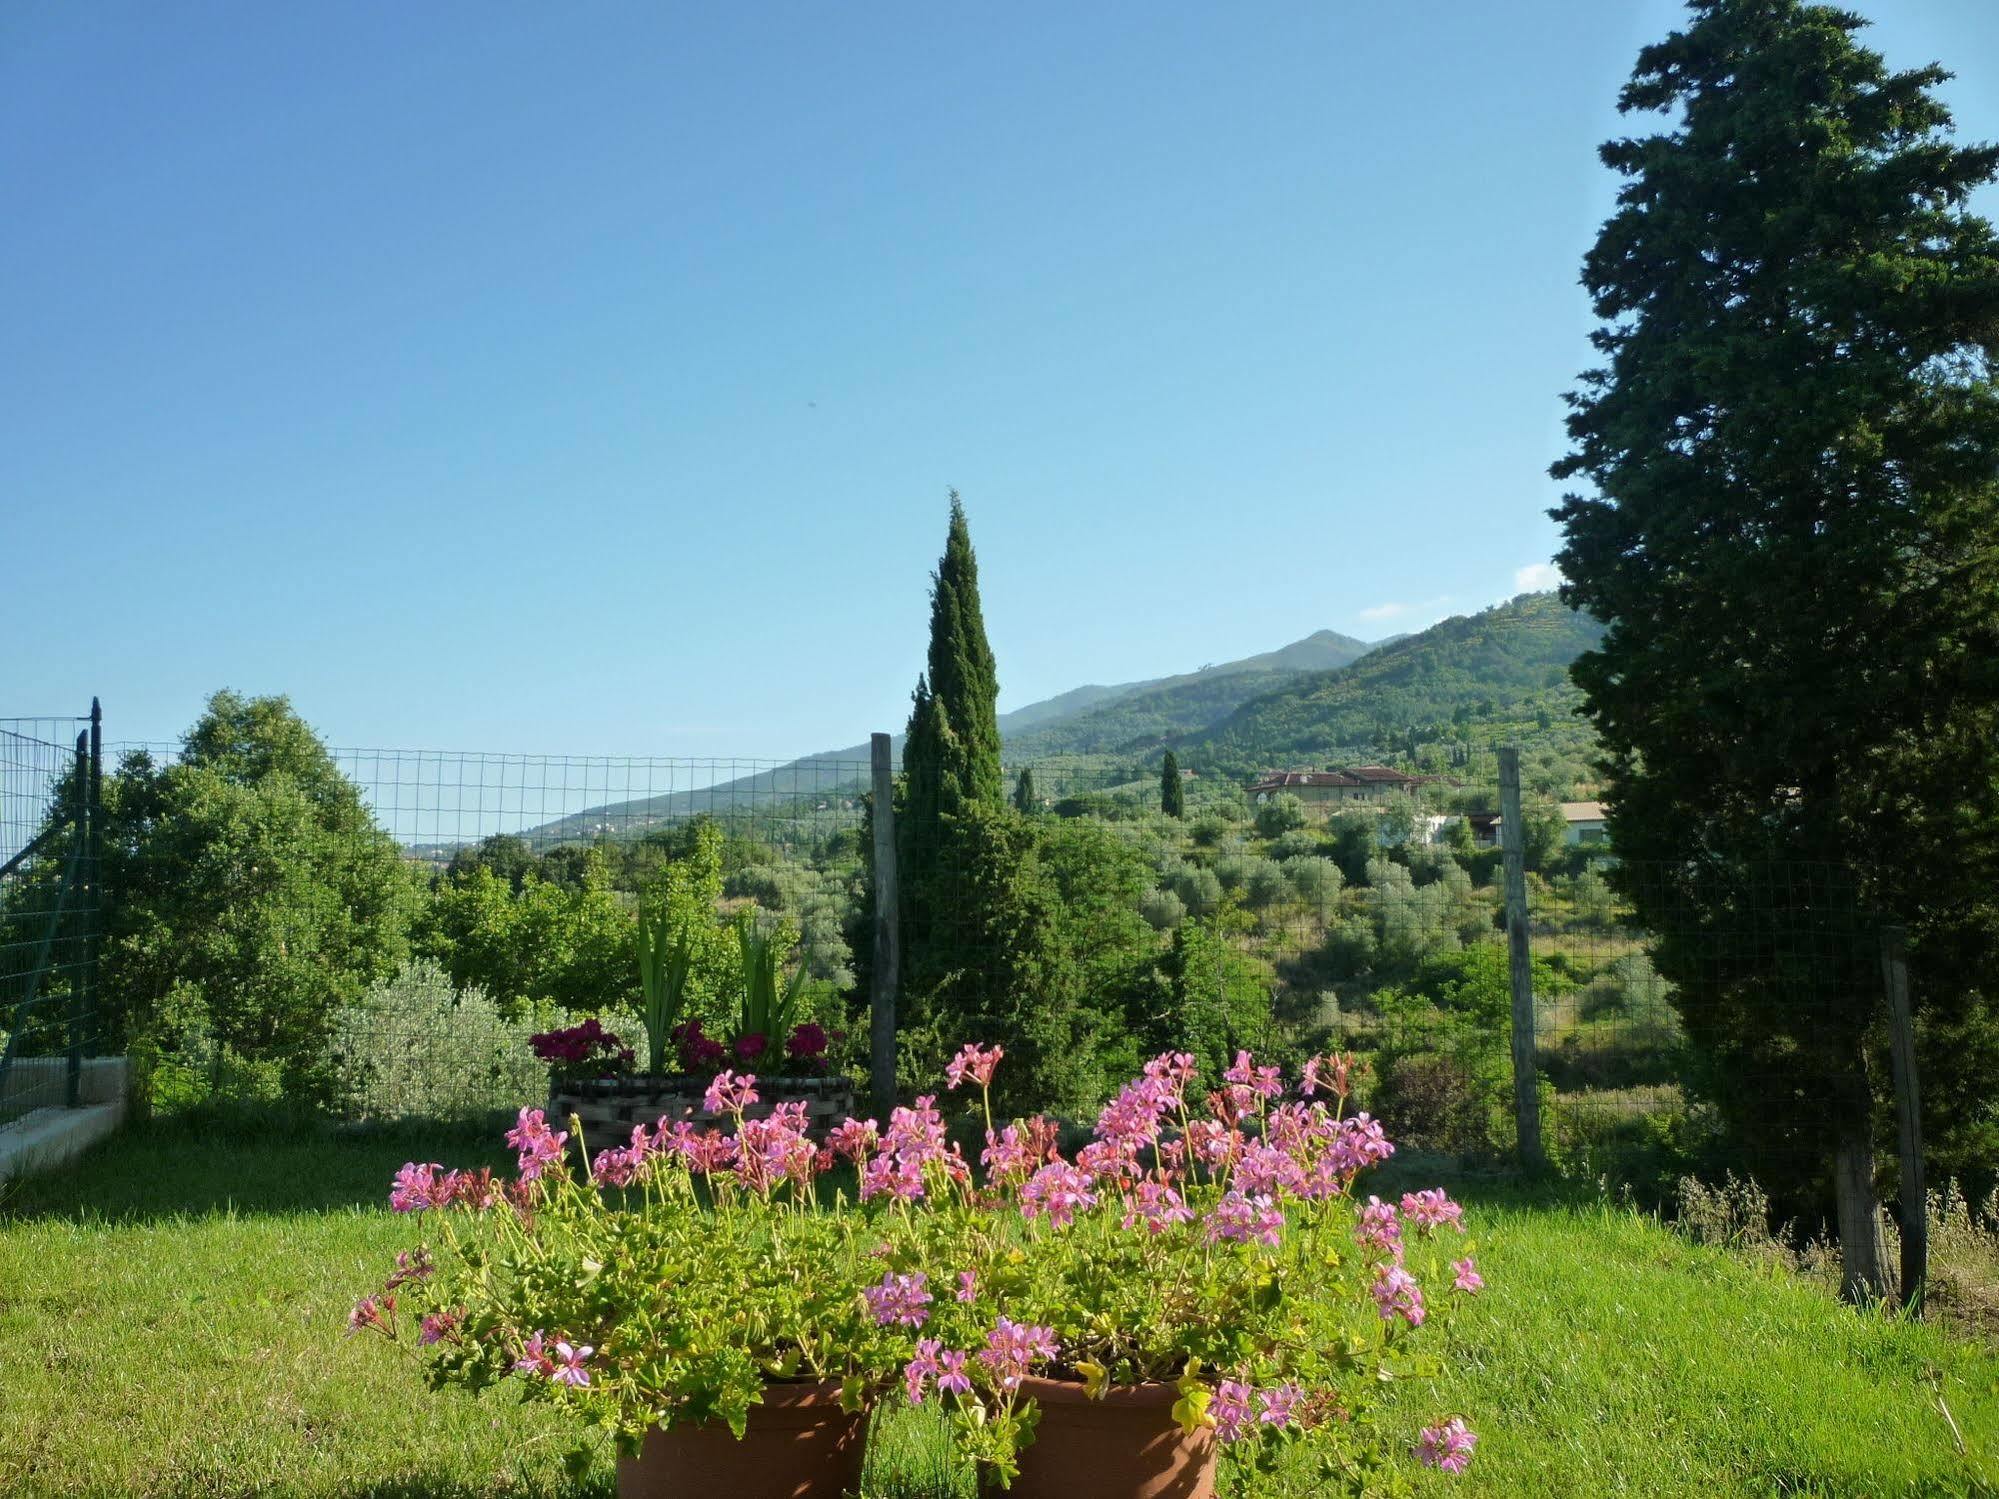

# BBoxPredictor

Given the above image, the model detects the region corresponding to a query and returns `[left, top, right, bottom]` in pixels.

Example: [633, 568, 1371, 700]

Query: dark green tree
[901, 493, 1004, 874]
[98, 692, 422, 1098]
[1012, 766, 1037, 814]
[1160, 751, 1185, 818]
[1553, 0, 1999, 1275]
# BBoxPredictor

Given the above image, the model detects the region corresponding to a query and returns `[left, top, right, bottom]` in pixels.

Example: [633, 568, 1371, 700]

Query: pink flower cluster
[858, 1095, 964, 1203]
[505, 1108, 569, 1181]
[945, 1042, 1004, 1092]
[864, 1271, 935, 1328]
[1418, 1416, 1478, 1472]
[514, 1330, 592, 1388]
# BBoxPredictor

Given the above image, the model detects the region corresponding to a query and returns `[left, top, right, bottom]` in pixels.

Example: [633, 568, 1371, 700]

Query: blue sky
[7, 1, 1996, 758]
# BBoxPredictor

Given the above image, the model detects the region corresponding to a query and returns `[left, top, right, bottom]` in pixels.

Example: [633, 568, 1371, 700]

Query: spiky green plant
[734, 915, 809, 1050]
[636, 904, 695, 1076]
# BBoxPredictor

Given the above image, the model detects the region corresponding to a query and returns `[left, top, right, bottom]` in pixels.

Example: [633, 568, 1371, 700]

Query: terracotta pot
[1008, 1376, 1218, 1499]
[616, 1380, 864, 1499]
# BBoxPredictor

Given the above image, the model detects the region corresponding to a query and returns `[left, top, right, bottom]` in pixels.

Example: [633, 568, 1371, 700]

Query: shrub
[1139, 887, 1187, 931]
[328, 960, 544, 1122]
[1253, 793, 1308, 838]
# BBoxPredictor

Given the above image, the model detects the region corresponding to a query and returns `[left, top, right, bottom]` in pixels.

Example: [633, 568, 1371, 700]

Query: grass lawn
[2, 1117, 1994, 1497]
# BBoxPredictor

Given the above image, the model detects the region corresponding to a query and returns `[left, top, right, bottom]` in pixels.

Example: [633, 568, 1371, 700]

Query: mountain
[1182, 593, 1603, 777]
[1001, 630, 1380, 759]
[510, 628, 1386, 844]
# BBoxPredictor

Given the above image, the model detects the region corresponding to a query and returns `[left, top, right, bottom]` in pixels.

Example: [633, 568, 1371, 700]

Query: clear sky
[7, 1, 1997, 758]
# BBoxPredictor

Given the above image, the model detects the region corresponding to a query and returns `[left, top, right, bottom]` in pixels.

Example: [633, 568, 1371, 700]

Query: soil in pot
[616, 1379, 864, 1499]
[1007, 1376, 1218, 1499]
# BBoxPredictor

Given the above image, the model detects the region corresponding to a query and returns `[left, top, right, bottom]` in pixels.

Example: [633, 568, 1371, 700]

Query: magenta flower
[505, 1108, 569, 1181]
[1452, 1257, 1485, 1294]
[389, 1161, 450, 1213]
[1141, 1050, 1199, 1107]
[980, 1122, 1044, 1181]
[1356, 1195, 1404, 1258]
[945, 1042, 1005, 1091]
[514, 1331, 556, 1377]
[1325, 1112, 1396, 1174]
[703, 1070, 760, 1116]
[1235, 1142, 1307, 1199]
[346, 1294, 393, 1336]
[733, 1031, 769, 1063]
[1021, 1160, 1097, 1230]
[826, 1116, 879, 1165]
[1373, 1264, 1427, 1327]
[785, 1021, 829, 1060]
[1258, 1383, 1302, 1429]
[978, 1318, 1057, 1392]
[1205, 1189, 1284, 1248]
[956, 1270, 978, 1304]
[592, 1144, 642, 1188]
[1401, 1188, 1466, 1234]
[1224, 1049, 1284, 1101]
[1417, 1417, 1478, 1473]
[551, 1341, 593, 1388]
[904, 1338, 943, 1403]
[936, 1349, 972, 1396]
[418, 1311, 459, 1346]
[865, 1271, 934, 1328]
[1121, 1181, 1195, 1236]
[1211, 1380, 1253, 1443]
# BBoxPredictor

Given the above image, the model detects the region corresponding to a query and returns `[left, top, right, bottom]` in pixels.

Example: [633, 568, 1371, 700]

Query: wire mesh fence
[11, 705, 1925, 1223]
[0, 714, 102, 1124]
[97, 737, 874, 1122]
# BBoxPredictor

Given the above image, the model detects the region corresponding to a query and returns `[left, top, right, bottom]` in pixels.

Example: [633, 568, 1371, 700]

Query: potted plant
[546, 909, 854, 1140]
[355, 1076, 895, 1497]
[852, 1045, 1485, 1495]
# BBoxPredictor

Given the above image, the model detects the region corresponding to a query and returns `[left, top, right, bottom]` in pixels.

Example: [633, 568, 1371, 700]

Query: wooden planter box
[549, 1074, 857, 1142]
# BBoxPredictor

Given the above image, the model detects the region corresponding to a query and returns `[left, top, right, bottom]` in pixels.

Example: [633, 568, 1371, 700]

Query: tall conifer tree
[1160, 751, 1185, 818]
[1013, 766, 1037, 814]
[1554, 0, 1999, 1284]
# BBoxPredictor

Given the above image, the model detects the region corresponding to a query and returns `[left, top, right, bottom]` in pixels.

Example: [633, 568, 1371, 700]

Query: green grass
[2, 1119, 1995, 1497]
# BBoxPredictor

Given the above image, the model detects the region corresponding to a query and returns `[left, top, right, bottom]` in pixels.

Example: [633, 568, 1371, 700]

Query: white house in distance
[1464, 801, 1610, 848]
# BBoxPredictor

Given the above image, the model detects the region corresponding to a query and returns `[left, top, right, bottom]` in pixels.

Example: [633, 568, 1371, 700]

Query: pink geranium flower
[1211, 1380, 1253, 1443]
[1452, 1257, 1485, 1293]
[1401, 1188, 1466, 1234]
[704, 1070, 759, 1115]
[865, 1271, 934, 1328]
[1417, 1417, 1478, 1472]
[978, 1318, 1057, 1391]
[945, 1042, 1004, 1091]
[551, 1341, 592, 1388]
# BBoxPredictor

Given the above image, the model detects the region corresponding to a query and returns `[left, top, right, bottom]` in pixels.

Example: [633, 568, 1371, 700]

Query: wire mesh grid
[0, 716, 99, 1123]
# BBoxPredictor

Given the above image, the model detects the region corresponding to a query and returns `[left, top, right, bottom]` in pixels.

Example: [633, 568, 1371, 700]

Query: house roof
[1246, 765, 1448, 794]
[1560, 801, 1608, 823]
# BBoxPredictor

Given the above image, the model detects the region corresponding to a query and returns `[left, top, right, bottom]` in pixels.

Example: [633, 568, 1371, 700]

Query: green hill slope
[1183, 593, 1603, 780]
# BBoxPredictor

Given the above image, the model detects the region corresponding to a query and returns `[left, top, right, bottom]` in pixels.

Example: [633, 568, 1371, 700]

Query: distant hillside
[1183, 593, 1603, 778]
[1004, 629, 1379, 759]
[513, 626, 1386, 845]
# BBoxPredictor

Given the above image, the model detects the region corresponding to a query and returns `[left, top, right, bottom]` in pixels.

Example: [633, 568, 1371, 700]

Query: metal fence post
[66, 728, 88, 1108]
[869, 733, 899, 1117]
[1498, 747, 1544, 1170]
[1879, 925, 1926, 1309]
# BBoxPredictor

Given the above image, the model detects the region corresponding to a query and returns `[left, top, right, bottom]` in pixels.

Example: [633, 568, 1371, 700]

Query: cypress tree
[1160, 751, 1185, 818]
[1553, 0, 1999, 1284]
[1013, 766, 1037, 814]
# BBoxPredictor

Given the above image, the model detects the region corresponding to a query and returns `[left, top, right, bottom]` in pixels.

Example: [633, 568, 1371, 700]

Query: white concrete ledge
[0, 1055, 129, 1112]
[0, 1100, 126, 1181]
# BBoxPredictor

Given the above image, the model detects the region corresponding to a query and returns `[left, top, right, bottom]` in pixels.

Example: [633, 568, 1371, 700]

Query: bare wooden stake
[1880, 925, 1926, 1310]
[869, 733, 900, 1119]
[1498, 747, 1544, 1171]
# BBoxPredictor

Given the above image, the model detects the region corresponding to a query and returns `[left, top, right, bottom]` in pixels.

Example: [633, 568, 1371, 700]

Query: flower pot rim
[1018, 1374, 1187, 1409]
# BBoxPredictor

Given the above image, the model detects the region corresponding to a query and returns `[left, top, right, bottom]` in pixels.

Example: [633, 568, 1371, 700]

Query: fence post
[1879, 925, 1926, 1309]
[1498, 747, 1544, 1170]
[869, 733, 899, 1117]
[67, 728, 88, 1108]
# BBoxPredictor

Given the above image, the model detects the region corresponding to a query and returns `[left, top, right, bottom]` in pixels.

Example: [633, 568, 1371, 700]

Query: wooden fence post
[1498, 747, 1544, 1170]
[869, 733, 899, 1118]
[1879, 925, 1926, 1309]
